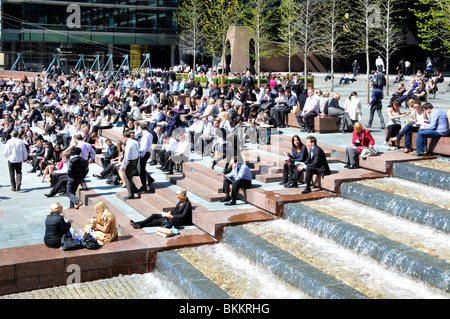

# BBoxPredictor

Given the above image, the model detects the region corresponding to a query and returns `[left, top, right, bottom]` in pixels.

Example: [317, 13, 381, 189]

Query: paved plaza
[0, 72, 448, 250]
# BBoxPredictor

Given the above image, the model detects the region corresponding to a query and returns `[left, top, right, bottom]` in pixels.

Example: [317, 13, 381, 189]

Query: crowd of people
[1, 61, 449, 249]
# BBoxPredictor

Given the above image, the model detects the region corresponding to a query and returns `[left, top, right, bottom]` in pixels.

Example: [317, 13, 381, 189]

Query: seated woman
[130, 189, 192, 229]
[89, 132, 104, 154]
[384, 100, 410, 150]
[44, 202, 72, 249]
[41, 144, 62, 182]
[390, 100, 428, 153]
[345, 122, 375, 169]
[323, 93, 353, 132]
[83, 201, 118, 245]
[281, 135, 308, 186]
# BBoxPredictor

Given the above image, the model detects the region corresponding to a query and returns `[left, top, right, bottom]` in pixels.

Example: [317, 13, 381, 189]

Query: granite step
[167, 174, 226, 202]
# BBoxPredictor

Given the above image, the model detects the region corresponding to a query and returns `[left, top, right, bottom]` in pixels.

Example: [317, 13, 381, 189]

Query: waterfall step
[393, 161, 450, 191]
[222, 226, 369, 299]
[283, 202, 450, 292]
[340, 182, 450, 233]
[156, 250, 232, 299]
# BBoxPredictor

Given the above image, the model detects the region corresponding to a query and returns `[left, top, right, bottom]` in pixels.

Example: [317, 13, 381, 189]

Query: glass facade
[1, 0, 179, 71]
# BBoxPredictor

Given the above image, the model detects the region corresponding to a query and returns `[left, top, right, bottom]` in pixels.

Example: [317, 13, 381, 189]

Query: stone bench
[397, 131, 450, 156]
[287, 113, 340, 133]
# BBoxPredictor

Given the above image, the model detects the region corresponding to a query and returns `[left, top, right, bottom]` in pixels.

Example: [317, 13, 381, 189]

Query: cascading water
[302, 197, 449, 262]
[176, 243, 309, 299]
[241, 220, 449, 299]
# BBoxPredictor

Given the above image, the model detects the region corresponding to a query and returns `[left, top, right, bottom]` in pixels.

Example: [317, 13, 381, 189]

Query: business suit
[293, 145, 330, 193]
[101, 143, 118, 168]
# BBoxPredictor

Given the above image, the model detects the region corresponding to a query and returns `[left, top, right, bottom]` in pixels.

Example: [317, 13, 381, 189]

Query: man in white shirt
[4, 130, 28, 191]
[375, 55, 385, 72]
[166, 134, 190, 174]
[138, 122, 155, 192]
[120, 131, 141, 200]
[296, 88, 320, 133]
[158, 132, 178, 171]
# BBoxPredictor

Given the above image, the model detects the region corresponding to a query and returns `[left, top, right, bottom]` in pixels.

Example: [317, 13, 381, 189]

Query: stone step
[194, 207, 275, 239]
[340, 182, 450, 234]
[116, 191, 175, 214]
[283, 203, 450, 292]
[168, 174, 226, 202]
[223, 226, 368, 299]
[319, 142, 437, 175]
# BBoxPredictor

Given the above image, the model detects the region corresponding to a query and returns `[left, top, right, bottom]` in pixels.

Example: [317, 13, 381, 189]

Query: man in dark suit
[241, 70, 254, 93]
[100, 138, 118, 168]
[165, 109, 184, 137]
[291, 136, 331, 194]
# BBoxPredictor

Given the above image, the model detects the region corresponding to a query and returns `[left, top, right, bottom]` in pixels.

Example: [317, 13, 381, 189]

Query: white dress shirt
[4, 137, 28, 163]
[121, 138, 140, 168]
[139, 130, 153, 156]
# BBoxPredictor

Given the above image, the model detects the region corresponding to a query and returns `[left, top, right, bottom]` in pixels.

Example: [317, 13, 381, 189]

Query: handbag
[60, 234, 83, 251]
[360, 147, 377, 158]
[81, 233, 100, 250]
[292, 104, 300, 114]
[161, 217, 174, 229]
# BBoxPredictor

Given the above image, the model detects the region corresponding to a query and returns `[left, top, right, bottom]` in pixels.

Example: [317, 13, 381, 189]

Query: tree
[176, 0, 205, 72]
[277, 0, 301, 75]
[342, 0, 383, 103]
[201, 0, 242, 66]
[375, 0, 404, 95]
[316, 0, 347, 92]
[412, 0, 450, 54]
[294, 0, 324, 90]
[243, 0, 276, 86]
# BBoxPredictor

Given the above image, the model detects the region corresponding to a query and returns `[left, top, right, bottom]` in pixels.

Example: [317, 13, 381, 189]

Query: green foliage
[411, 0, 450, 54]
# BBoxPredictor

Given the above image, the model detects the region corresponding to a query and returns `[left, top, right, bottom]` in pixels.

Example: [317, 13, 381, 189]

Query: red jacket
[352, 129, 375, 153]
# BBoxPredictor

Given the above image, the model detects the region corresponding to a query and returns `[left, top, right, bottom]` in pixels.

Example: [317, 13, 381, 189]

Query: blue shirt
[226, 163, 252, 182]
[370, 88, 383, 106]
[424, 108, 449, 136]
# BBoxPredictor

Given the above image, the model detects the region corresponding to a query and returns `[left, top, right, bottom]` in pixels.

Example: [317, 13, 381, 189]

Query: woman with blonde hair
[344, 122, 375, 169]
[44, 202, 72, 248]
[84, 201, 118, 245]
[130, 189, 192, 229]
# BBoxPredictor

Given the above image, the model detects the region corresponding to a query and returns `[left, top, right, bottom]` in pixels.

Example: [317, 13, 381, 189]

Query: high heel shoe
[210, 160, 217, 170]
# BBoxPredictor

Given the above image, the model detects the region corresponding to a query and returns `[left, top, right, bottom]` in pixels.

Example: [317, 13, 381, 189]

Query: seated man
[166, 133, 190, 174]
[220, 158, 253, 206]
[416, 103, 449, 156]
[293, 136, 331, 194]
[296, 88, 320, 133]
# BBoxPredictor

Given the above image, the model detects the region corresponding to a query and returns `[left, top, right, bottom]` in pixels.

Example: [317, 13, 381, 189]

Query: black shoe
[37, 172, 43, 177]
[124, 195, 136, 201]
[380, 126, 385, 129]
[130, 220, 141, 229]
[27, 170, 36, 173]
[348, 164, 356, 169]
[285, 182, 298, 188]
[210, 160, 217, 170]
[11, 187, 16, 191]
[344, 163, 350, 168]
[301, 188, 311, 194]
[220, 196, 231, 203]
[44, 193, 53, 198]
[149, 161, 157, 165]
[93, 174, 102, 179]
[224, 200, 237, 206]
[138, 186, 147, 192]
[279, 180, 288, 185]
